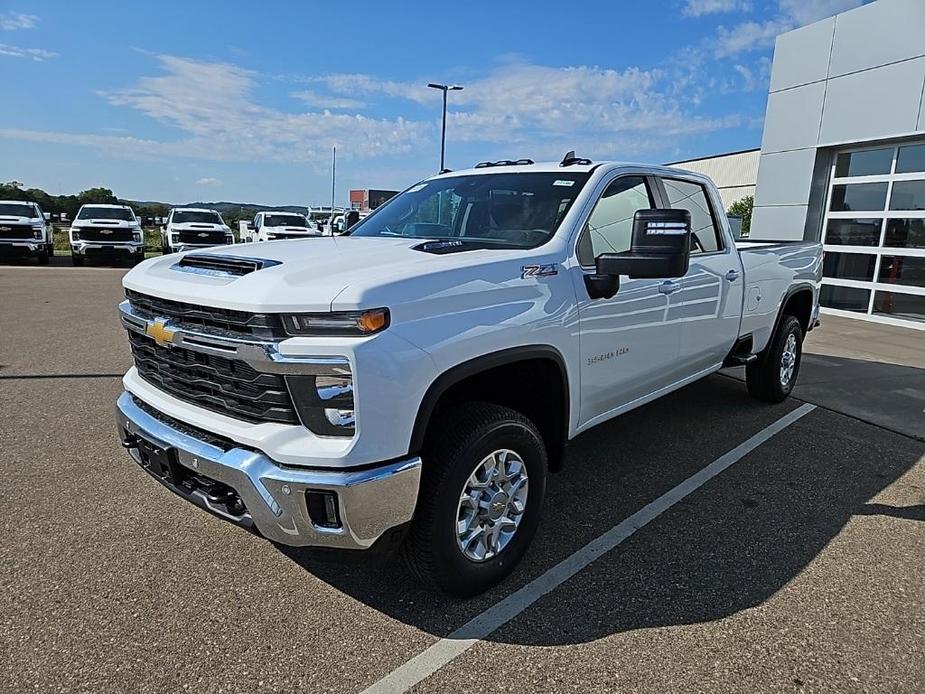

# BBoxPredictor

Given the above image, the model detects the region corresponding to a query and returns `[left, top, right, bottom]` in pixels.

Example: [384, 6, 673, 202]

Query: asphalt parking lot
[2, 261, 923, 694]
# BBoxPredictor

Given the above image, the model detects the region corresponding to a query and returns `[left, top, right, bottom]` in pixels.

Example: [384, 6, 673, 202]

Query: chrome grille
[125, 289, 287, 339]
[128, 331, 298, 424]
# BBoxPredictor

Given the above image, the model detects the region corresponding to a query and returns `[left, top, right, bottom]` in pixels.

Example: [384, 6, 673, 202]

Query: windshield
[265, 214, 307, 227]
[0, 203, 36, 217]
[77, 206, 135, 221]
[348, 172, 590, 248]
[172, 210, 223, 224]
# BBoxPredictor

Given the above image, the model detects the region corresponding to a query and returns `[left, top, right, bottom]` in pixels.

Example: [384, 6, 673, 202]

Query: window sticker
[553, 180, 576, 187]
[407, 183, 428, 193]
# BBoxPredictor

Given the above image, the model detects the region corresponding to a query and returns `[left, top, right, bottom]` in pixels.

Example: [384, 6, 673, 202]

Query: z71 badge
[522, 264, 558, 278]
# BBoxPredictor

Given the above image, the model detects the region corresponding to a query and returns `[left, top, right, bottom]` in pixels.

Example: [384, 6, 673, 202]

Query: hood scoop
[174, 254, 280, 278]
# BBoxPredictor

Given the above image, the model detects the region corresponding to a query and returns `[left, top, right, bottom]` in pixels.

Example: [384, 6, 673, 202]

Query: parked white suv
[115, 157, 822, 596]
[0, 200, 53, 265]
[70, 204, 144, 266]
[160, 208, 234, 254]
[246, 211, 320, 242]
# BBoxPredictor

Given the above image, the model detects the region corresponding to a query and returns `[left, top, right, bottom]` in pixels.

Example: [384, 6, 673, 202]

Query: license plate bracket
[136, 436, 185, 485]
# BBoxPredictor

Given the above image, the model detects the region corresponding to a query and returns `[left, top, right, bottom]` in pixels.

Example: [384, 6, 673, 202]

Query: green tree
[77, 187, 118, 206]
[728, 195, 753, 237]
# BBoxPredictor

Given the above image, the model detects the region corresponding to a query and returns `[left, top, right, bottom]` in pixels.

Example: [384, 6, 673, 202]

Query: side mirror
[585, 209, 691, 299]
[596, 208, 691, 279]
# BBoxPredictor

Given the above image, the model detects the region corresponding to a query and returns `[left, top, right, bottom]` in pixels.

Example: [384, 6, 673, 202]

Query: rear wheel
[401, 402, 547, 597]
[746, 315, 803, 403]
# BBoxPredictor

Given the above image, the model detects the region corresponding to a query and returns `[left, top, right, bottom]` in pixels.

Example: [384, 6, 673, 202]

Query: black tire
[401, 402, 547, 597]
[131, 252, 145, 267]
[71, 254, 84, 266]
[37, 251, 49, 265]
[746, 315, 803, 403]
[46, 244, 54, 258]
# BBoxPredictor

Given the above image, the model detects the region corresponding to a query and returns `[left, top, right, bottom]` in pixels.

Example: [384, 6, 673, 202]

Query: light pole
[427, 83, 463, 171]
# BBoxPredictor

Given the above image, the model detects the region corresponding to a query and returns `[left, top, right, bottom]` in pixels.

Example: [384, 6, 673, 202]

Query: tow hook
[121, 434, 138, 449]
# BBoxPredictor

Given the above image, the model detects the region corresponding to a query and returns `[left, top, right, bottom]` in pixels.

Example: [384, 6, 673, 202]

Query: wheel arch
[409, 345, 571, 471]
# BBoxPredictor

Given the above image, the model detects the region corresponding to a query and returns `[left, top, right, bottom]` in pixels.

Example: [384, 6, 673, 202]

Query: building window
[822, 141, 925, 329]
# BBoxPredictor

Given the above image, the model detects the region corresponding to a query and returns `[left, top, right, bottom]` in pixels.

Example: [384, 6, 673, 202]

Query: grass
[52, 227, 163, 255]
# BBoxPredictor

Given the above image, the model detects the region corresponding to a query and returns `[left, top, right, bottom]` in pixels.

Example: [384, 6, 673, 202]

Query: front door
[573, 175, 683, 430]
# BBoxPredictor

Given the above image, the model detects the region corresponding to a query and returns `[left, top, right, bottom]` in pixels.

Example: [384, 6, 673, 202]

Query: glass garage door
[821, 142, 925, 329]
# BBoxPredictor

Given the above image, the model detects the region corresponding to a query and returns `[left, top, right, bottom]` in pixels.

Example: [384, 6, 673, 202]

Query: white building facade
[749, 0, 925, 329]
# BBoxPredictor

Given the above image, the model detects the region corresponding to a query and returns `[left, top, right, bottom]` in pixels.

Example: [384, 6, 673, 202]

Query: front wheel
[746, 315, 803, 403]
[401, 403, 547, 597]
[71, 254, 84, 266]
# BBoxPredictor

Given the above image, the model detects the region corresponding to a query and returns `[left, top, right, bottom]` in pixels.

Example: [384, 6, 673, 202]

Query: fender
[408, 345, 571, 457]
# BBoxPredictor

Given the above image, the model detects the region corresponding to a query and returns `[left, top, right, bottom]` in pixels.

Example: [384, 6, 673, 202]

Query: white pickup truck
[115, 158, 822, 596]
[0, 200, 54, 264]
[70, 203, 145, 266]
[242, 211, 320, 242]
[160, 207, 234, 254]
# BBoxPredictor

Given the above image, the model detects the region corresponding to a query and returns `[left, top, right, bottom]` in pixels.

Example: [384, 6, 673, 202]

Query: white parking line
[362, 403, 817, 694]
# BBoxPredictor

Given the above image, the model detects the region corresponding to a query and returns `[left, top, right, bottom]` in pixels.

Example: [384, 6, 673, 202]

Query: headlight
[171, 234, 179, 244]
[133, 232, 142, 242]
[32, 227, 43, 239]
[70, 228, 80, 241]
[283, 309, 389, 337]
[286, 374, 355, 437]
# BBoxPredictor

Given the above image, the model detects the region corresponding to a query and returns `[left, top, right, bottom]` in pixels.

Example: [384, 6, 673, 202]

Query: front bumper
[72, 240, 144, 256]
[115, 391, 421, 549]
[170, 241, 234, 253]
[0, 239, 47, 254]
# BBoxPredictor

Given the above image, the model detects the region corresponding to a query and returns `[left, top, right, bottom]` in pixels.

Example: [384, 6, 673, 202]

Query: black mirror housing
[595, 208, 691, 279]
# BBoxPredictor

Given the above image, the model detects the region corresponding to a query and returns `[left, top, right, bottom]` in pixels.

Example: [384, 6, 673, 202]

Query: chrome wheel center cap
[487, 492, 509, 520]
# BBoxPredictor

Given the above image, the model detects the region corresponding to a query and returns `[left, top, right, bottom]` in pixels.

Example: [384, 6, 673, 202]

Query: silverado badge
[145, 318, 176, 348]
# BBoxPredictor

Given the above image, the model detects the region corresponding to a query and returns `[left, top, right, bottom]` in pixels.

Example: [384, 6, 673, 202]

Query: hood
[72, 218, 138, 228]
[0, 215, 40, 224]
[122, 236, 531, 314]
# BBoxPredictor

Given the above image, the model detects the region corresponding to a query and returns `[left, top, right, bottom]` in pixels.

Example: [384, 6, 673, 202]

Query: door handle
[658, 281, 681, 295]
[725, 269, 741, 282]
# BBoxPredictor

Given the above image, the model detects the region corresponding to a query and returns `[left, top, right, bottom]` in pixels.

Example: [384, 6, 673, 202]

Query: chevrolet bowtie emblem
[145, 318, 176, 347]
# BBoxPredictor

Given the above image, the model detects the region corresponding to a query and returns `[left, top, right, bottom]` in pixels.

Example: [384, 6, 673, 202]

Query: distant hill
[127, 200, 311, 214]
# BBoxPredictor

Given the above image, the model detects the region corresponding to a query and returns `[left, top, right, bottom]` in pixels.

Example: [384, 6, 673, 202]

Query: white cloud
[779, 0, 864, 26]
[2, 53, 749, 169]
[99, 55, 428, 164]
[0, 43, 56, 61]
[320, 62, 746, 158]
[290, 90, 366, 110]
[712, 0, 865, 57]
[195, 177, 222, 186]
[682, 0, 750, 17]
[0, 12, 37, 30]
[714, 19, 792, 57]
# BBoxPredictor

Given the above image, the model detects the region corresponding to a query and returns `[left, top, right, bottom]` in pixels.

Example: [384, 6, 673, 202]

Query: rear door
[657, 176, 744, 374]
[573, 174, 683, 428]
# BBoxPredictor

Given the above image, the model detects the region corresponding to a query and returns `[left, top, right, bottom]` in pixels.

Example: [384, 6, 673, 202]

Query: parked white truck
[70, 203, 145, 266]
[115, 157, 822, 596]
[241, 211, 320, 242]
[0, 200, 54, 264]
[160, 207, 234, 254]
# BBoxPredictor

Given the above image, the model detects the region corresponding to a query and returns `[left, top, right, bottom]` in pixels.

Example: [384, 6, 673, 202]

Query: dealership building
[677, 0, 925, 330]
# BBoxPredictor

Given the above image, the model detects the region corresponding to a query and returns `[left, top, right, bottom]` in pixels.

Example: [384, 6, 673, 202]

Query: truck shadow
[277, 373, 925, 647]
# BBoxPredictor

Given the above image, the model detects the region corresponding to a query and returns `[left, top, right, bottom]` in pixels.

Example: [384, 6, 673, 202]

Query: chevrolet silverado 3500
[0, 200, 53, 264]
[115, 157, 822, 596]
[70, 204, 145, 266]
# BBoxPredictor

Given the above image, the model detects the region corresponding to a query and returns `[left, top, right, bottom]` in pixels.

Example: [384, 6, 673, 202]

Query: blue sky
[0, 0, 866, 206]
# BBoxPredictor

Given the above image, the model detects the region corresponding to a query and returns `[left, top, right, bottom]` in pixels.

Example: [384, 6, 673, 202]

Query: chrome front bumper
[115, 391, 421, 549]
[72, 241, 143, 255]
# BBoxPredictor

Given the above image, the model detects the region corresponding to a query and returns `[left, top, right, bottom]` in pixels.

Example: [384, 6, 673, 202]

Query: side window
[577, 176, 653, 266]
[661, 178, 722, 253]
